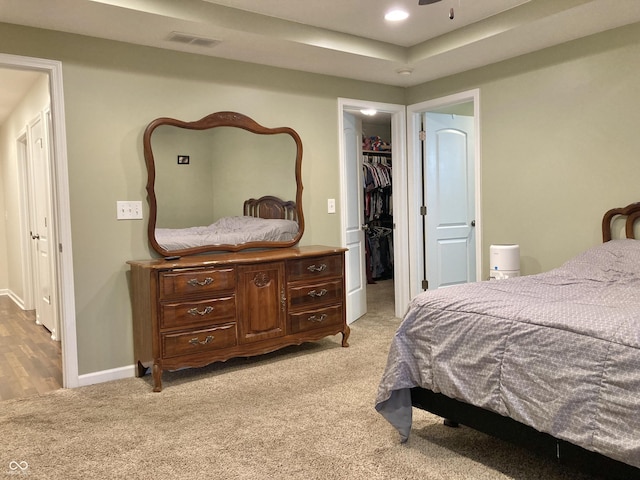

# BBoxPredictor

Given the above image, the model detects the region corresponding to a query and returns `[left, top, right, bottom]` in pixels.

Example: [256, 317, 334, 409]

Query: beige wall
[408, 23, 640, 275]
[0, 126, 7, 292]
[1, 20, 640, 377]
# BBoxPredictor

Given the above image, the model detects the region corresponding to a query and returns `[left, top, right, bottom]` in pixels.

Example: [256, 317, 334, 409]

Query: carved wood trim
[142, 111, 304, 256]
[602, 202, 640, 242]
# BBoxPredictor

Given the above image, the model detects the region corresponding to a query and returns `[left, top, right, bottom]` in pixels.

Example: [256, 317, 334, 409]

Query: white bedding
[155, 216, 299, 250]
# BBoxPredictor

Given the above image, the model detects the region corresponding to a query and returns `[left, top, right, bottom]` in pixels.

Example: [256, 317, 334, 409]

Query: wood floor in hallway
[0, 296, 62, 401]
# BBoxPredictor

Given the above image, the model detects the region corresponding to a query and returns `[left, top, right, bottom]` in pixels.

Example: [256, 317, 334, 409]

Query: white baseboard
[77, 364, 136, 387]
[0, 289, 26, 310]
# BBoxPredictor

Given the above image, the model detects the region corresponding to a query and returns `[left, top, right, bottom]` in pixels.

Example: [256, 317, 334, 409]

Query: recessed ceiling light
[385, 9, 409, 21]
[360, 109, 377, 116]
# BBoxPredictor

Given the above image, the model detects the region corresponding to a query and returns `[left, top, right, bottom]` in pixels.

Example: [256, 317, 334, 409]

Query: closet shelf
[363, 149, 392, 155]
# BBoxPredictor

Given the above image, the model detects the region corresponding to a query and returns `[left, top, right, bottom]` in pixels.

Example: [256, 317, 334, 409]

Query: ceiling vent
[167, 32, 220, 48]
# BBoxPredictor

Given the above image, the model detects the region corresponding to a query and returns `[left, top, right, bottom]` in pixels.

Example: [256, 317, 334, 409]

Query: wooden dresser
[128, 245, 349, 391]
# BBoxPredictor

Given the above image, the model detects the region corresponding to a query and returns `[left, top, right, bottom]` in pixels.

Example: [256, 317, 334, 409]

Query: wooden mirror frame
[143, 111, 304, 256]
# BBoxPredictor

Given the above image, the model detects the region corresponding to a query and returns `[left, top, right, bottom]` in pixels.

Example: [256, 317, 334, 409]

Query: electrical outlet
[327, 198, 336, 214]
[116, 201, 143, 220]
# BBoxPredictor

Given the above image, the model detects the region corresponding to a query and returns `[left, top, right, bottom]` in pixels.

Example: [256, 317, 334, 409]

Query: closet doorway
[338, 99, 409, 324]
[0, 54, 78, 390]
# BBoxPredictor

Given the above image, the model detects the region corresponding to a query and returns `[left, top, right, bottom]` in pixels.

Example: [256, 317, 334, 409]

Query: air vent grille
[167, 32, 220, 48]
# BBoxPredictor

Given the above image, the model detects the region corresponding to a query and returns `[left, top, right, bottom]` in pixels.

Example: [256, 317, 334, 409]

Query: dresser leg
[152, 363, 163, 392]
[341, 325, 351, 347]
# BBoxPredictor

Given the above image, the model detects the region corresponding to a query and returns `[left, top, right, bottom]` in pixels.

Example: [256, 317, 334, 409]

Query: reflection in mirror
[143, 112, 304, 256]
[153, 127, 297, 228]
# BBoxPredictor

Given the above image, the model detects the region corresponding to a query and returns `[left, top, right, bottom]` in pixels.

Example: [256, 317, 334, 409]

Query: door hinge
[420, 205, 427, 216]
[419, 130, 426, 141]
[59, 243, 63, 253]
[422, 279, 429, 290]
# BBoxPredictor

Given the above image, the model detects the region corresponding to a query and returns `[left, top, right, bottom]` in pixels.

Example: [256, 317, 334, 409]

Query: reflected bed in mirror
[143, 112, 304, 256]
[155, 195, 299, 251]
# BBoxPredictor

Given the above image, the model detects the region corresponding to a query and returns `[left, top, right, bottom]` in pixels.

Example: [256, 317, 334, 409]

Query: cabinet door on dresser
[237, 262, 286, 343]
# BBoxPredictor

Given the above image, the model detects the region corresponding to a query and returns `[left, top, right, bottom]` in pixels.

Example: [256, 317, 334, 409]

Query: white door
[424, 112, 476, 289]
[28, 114, 57, 339]
[343, 112, 367, 323]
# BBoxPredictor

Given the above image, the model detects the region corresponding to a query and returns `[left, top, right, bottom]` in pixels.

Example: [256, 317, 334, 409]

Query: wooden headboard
[244, 195, 298, 222]
[602, 202, 640, 242]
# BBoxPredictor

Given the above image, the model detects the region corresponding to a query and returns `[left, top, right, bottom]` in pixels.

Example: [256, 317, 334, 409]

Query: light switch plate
[327, 198, 336, 214]
[117, 201, 143, 220]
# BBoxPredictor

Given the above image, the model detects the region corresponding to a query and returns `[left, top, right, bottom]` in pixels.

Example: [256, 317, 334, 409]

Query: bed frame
[244, 195, 298, 222]
[410, 202, 640, 479]
[602, 201, 640, 241]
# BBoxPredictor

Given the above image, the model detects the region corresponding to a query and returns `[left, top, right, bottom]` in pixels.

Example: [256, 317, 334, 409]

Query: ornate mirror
[143, 111, 304, 256]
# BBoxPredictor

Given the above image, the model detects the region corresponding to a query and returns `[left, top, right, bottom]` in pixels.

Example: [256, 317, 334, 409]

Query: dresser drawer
[161, 324, 237, 358]
[289, 304, 343, 333]
[160, 296, 236, 330]
[287, 255, 343, 282]
[288, 279, 343, 310]
[159, 267, 235, 299]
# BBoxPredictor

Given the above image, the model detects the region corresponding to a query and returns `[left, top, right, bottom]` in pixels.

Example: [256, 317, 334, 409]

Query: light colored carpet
[1, 280, 598, 479]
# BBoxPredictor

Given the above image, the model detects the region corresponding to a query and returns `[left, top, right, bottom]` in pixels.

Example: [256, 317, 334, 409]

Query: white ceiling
[1, 0, 640, 122]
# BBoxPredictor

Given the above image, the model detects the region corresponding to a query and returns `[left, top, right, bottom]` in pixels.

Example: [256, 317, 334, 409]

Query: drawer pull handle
[307, 314, 328, 323]
[307, 263, 327, 273]
[189, 335, 214, 346]
[187, 277, 214, 287]
[187, 306, 214, 316]
[308, 288, 328, 298]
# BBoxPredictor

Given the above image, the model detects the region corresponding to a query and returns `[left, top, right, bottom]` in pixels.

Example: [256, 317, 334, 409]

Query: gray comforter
[375, 239, 640, 468]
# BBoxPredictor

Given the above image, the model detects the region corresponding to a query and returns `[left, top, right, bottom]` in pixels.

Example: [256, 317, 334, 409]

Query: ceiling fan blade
[418, 0, 443, 4]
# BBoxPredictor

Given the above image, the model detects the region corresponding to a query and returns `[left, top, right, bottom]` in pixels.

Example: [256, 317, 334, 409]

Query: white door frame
[17, 131, 35, 310]
[407, 89, 482, 299]
[1, 53, 79, 388]
[338, 98, 409, 318]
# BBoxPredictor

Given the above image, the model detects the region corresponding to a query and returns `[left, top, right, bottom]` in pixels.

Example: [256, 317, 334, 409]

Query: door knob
[471, 220, 476, 227]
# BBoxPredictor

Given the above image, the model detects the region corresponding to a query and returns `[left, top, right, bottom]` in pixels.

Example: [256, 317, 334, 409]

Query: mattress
[155, 216, 299, 250]
[375, 239, 640, 468]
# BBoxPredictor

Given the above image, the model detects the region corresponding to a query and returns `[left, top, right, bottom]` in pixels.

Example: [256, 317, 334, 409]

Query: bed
[154, 195, 299, 250]
[375, 202, 640, 478]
